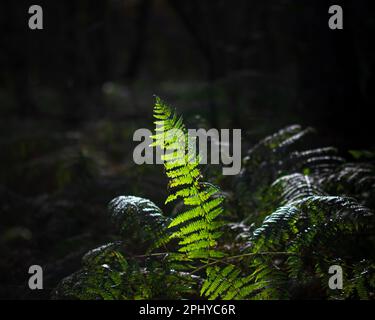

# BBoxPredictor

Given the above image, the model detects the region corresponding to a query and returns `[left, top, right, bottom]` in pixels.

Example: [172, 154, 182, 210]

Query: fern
[201, 265, 254, 300]
[151, 97, 225, 261]
[54, 105, 375, 300]
[152, 104, 375, 300]
[242, 174, 374, 299]
[54, 196, 200, 300]
[229, 126, 375, 300]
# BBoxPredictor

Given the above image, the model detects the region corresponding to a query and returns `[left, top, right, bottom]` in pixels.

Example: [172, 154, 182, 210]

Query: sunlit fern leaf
[151, 96, 225, 261]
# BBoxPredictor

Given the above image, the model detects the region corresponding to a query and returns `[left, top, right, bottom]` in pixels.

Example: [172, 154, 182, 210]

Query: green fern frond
[202, 265, 247, 300]
[151, 97, 225, 261]
[271, 173, 326, 204]
[251, 195, 372, 246]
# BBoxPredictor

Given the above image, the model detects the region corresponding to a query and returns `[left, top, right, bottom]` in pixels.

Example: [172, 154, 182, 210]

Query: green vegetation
[54, 99, 375, 300]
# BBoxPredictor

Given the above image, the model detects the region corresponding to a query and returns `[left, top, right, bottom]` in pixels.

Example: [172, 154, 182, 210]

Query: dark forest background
[0, 0, 374, 299]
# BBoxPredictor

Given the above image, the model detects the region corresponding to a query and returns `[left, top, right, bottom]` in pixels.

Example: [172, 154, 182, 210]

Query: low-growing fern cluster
[231, 125, 375, 299]
[55, 98, 374, 300]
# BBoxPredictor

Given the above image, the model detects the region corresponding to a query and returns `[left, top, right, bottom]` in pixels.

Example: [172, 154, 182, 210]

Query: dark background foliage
[0, 0, 374, 299]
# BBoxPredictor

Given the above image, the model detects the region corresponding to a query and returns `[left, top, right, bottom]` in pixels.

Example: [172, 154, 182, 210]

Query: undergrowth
[54, 98, 375, 300]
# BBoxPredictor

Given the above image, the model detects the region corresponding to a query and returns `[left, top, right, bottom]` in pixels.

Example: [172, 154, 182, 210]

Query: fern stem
[189, 251, 297, 275]
[131, 252, 171, 259]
